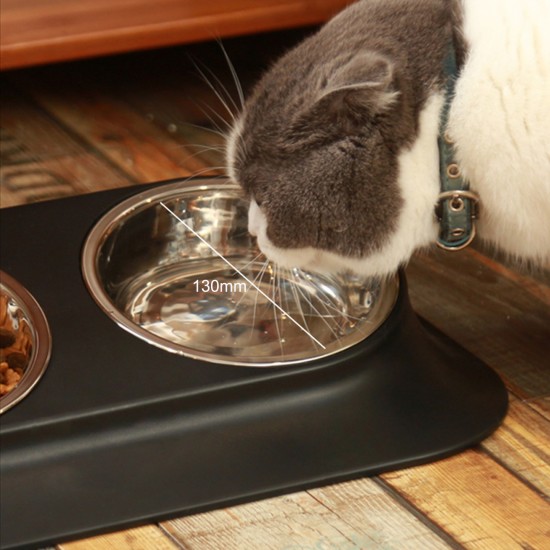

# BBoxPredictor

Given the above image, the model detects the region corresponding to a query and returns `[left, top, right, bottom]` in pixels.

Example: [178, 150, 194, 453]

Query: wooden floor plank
[1, 154, 133, 207]
[406, 248, 550, 400]
[466, 248, 550, 306]
[118, 87, 228, 171]
[529, 397, 550, 422]
[481, 400, 550, 497]
[162, 485, 452, 550]
[5, 48, 231, 183]
[15, 81, 219, 183]
[381, 450, 550, 549]
[164, 492, 366, 550]
[307, 478, 453, 549]
[1, 85, 86, 164]
[57, 525, 180, 550]
[0, 83, 132, 207]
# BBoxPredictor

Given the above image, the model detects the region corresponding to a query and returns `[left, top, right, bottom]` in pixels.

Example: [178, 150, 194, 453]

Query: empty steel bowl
[81, 179, 398, 366]
[0, 271, 52, 413]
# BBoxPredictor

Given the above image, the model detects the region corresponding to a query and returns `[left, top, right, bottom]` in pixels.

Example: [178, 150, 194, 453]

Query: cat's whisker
[289, 270, 327, 351]
[280, 267, 292, 321]
[185, 143, 226, 154]
[249, 259, 270, 341]
[182, 165, 229, 177]
[287, 268, 315, 349]
[291, 271, 342, 342]
[179, 146, 226, 166]
[267, 266, 283, 353]
[182, 121, 228, 140]
[233, 253, 264, 309]
[217, 39, 245, 109]
[322, 298, 367, 323]
[238, 252, 265, 274]
[204, 70, 238, 112]
[311, 294, 347, 332]
[295, 268, 366, 323]
[195, 100, 232, 134]
[255, 256, 270, 284]
[261, 263, 276, 317]
[196, 147, 226, 157]
[200, 61, 242, 120]
[205, 57, 241, 115]
[158, 167, 223, 191]
[192, 59, 238, 124]
[272, 265, 285, 356]
[300, 271, 365, 323]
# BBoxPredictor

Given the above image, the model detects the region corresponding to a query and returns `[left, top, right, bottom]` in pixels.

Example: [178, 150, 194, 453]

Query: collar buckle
[435, 43, 480, 252]
[435, 189, 480, 251]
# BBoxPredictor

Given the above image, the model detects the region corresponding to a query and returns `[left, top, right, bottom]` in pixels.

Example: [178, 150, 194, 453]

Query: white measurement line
[160, 202, 326, 349]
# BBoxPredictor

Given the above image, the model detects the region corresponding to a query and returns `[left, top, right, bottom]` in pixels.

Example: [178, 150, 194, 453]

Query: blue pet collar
[435, 45, 480, 251]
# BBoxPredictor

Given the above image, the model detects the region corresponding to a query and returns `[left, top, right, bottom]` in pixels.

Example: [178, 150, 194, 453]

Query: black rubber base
[0, 181, 508, 550]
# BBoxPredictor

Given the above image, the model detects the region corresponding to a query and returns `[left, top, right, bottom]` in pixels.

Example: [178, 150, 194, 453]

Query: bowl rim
[0, 271, 52, 414]
[81, 178, 399, 367]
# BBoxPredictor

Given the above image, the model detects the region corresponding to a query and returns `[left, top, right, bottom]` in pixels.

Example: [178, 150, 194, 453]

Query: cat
[227, 0, 550, 278]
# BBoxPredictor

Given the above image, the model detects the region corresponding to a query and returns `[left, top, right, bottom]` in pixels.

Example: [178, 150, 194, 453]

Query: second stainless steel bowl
[0, 271, 52, 413]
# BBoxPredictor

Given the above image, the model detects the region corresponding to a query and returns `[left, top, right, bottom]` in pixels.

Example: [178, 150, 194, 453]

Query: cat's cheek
[247, 200, 264, 238]
[254, 227, 318, 269]
[259, 241, 319, 270]
[247, 200, 319, 268]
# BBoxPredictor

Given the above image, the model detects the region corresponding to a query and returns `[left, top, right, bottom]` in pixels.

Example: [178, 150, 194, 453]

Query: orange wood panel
[0, 0, 354, 69]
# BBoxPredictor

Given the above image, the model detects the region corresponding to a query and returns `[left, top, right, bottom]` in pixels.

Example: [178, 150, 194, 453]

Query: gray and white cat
[227, 0, 550, 277]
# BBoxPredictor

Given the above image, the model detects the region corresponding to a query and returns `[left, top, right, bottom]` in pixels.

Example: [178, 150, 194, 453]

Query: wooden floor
[1, 29, 550, 550]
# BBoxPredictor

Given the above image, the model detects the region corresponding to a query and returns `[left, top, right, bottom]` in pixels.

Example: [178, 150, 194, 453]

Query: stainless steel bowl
[82, 180, 398, 366]
[0, 271, 52, 413]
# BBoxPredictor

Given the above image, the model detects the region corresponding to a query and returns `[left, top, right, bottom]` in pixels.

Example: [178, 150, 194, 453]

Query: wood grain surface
[1, 28, 549, 550]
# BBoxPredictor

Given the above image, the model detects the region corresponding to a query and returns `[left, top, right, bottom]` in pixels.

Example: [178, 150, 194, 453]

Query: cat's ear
[283, 51, 399, 144]
[319, 51, 399, 115]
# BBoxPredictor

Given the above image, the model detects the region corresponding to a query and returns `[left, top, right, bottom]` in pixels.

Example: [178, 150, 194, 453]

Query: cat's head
[227, 4, 447, 277]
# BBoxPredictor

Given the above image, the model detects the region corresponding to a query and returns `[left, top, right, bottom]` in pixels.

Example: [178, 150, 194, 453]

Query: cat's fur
[227, 0, 550, 277]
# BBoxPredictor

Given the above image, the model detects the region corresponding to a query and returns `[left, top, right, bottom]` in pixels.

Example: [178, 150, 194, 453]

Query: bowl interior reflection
[82, 181, 398, 366]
